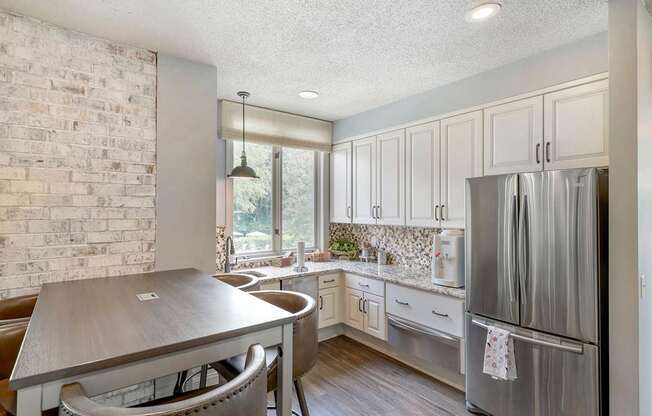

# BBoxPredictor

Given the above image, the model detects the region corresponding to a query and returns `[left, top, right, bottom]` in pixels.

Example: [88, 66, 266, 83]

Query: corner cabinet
[483, 96, 544, 175]
[543, 79, 609, 170]
[352, 130, 405, 225]
[330, 142, 352, 223]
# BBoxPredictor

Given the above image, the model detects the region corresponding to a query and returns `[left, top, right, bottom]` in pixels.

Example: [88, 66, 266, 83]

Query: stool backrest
[60, 344, 268, 416]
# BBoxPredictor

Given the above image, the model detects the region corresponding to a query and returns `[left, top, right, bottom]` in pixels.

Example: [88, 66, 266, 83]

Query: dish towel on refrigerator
[483, 325, 518, 381]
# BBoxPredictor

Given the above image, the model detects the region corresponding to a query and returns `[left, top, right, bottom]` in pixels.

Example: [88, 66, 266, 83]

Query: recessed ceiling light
[465, 2, 501, 22]
[299, 90, 319, 99]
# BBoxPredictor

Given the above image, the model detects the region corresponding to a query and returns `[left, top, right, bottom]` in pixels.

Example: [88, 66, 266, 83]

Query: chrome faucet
[224, 236, 237, 272]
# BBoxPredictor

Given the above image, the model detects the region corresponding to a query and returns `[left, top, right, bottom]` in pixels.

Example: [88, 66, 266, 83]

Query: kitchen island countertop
[239, 260, 465, 299]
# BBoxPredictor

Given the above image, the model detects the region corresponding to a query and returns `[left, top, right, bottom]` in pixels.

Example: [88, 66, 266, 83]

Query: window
[229, 142, 318, 256]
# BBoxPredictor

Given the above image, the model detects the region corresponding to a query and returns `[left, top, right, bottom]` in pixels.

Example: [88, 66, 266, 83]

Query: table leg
[16, 385, 42, 416]
[277, 322, 293, 416]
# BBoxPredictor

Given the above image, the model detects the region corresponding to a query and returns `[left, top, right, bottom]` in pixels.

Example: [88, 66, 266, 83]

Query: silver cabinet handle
[358, 297, 363, 312]
[319, 295, 323, 310]
[323, 279, 335, 284]
[536, 143, 541, 164]
[435, 204, 440, 221]
[347, 206, 352, 218]
[471, 319, 583, 354]
[358, 283, 369, 288]
[546, 142, 551, 163]
[371, 205, 376, 219]
[432, 310, 449, 318]
[395, 299, 409, 306]
[362, 298, 368, 314]
[441, 205, 446, 221]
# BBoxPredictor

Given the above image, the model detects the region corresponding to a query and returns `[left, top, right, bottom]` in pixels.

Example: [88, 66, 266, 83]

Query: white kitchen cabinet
[352, 136, 377, 224]
[318, 286, 340, 329]
[405, 122, 440, 227]
[440, 111, 483, 229]
[363, 292, 386, 340]
[484, 96, 543, 175]
[376, 130, 405, 225]
[543, 79, 609, 170]
[330, 142, 352, 223]
[344, 287, 365, 331]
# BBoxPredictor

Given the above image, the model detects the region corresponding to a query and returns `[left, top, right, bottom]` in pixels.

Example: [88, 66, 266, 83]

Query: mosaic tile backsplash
[216, 224, 439, 272]
[329, 223, 437, 269]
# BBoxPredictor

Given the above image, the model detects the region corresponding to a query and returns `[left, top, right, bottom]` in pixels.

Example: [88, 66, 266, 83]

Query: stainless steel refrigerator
[464, 168, 608, 416]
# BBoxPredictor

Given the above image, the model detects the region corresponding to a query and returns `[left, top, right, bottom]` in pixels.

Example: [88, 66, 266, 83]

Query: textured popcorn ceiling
[0, 0, 607, 120]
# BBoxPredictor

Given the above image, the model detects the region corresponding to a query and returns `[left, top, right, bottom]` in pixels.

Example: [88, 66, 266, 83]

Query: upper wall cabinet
[376, 130, 405, 225]
[330, 142, 352, 223]
[440, 111, 483, 229]
[483, 96, 544, 175]
[543, 79, 609, 170]
[352, 131, 405, 225]
[405, 122, 440, 227]
[352, 136, 377, 224]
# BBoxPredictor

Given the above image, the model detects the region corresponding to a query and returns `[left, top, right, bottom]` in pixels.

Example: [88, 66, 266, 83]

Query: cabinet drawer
[344, 273, 384, 297]
[386, 283, 464, 338]
[319, 273, 340, 289]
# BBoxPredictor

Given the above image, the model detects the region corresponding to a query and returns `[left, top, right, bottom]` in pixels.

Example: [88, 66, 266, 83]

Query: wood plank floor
[285, 336, 473, 416]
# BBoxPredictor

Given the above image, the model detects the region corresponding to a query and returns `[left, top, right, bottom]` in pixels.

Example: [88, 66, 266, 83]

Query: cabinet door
[405, 122, 441, 227]
[440, 111, 483, 229]
[363, 292, 386, 340]
[376, 129, 405, 225]
[330, 143, 352, 223]
[543, 79, 609, 170]
[318, 287, 340, 329]
[344, 287, 364, 330]
[352, 137, 377, 224]
[484, 96, 543, 175]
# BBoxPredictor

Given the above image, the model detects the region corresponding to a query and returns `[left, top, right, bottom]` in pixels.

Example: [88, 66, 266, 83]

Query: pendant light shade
[228, 91, 259, 179]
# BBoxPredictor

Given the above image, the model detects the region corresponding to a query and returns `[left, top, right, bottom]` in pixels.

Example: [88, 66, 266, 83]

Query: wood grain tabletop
[9, 268, 295, 390]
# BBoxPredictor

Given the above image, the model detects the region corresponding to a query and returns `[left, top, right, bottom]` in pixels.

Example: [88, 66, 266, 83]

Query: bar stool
[212, 274, 261, 292]
[59, 344, 268, 416]
[0, 294, 37, 326]
[0, 321, 28, 416]
[211, 290, 318, 416]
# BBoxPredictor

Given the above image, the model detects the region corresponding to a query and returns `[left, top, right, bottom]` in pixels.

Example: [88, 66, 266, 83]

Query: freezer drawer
[388, 314, 460, 374]
[465, 314, 600, 416]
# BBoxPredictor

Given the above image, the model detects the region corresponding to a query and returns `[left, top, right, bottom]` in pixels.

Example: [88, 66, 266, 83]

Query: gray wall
[608, 0, 640, 414]
[333, 31, 608, 141]
[638, 1, 652, 415]
[156, 54, 217, 274]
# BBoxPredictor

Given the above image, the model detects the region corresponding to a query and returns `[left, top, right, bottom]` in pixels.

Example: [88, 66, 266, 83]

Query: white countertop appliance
[431, 229, 465, 288]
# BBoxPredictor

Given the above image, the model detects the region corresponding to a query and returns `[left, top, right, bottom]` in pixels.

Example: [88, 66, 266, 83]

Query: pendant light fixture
[227, 91, 259, 179]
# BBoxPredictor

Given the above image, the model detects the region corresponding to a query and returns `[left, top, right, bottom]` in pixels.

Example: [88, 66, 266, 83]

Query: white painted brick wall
[0, 10, 157, 295]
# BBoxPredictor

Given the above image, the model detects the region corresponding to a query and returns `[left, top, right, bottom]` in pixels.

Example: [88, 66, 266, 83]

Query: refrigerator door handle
[507, 194, 518, 303]
[518, 194, 529, 307]
[471, 319, 583, 354]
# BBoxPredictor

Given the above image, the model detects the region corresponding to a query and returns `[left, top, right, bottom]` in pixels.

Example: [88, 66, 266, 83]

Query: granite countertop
[240, 260, 465, 299]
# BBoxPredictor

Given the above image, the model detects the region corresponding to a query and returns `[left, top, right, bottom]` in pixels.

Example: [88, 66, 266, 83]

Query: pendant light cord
[241, 94, 246, 153]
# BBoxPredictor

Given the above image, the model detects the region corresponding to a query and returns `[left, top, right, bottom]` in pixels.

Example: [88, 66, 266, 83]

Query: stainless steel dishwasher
[280, 275, 318, 303]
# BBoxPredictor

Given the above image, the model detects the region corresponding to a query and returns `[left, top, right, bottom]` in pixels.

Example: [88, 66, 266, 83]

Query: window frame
[226, 140, 320, 258]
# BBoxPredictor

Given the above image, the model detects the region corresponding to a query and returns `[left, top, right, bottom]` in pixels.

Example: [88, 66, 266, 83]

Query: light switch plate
[136, 292, 159, 301]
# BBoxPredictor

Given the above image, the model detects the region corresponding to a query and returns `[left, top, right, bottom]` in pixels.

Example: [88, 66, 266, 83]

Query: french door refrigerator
[464, 168, 608, 416]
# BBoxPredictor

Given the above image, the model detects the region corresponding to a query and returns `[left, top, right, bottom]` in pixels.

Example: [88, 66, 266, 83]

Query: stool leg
[199, 365, 208, 388]
[294, 379, 310, 416]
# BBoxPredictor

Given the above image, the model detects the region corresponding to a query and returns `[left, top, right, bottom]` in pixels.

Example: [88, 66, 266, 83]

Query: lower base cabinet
[344, 286, 386, 340]
[318, 286, 341, 328]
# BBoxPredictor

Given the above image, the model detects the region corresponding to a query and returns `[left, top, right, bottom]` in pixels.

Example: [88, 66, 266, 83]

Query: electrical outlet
[136, 292, 159, 301]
